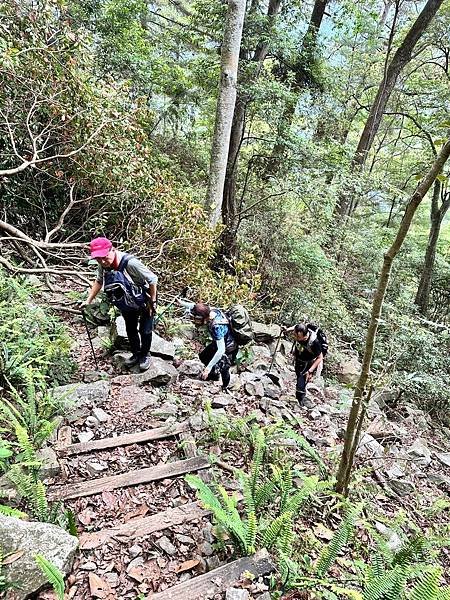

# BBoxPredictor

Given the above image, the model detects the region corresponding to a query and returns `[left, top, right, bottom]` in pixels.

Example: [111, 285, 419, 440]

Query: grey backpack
[226, 305, 254, 346]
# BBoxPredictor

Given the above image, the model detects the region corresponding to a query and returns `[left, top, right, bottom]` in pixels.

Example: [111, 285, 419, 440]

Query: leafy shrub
[0, 270, 76, 391]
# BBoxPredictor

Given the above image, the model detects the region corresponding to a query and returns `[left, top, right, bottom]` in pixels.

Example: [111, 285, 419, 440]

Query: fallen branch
[0, 256, 91, 285]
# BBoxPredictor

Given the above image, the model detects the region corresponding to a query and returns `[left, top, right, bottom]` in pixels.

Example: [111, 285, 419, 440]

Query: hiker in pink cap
[84, 237, 158, 371]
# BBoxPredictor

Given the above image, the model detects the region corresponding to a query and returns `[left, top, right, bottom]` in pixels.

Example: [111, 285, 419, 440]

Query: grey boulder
[0, 514, 78, 599]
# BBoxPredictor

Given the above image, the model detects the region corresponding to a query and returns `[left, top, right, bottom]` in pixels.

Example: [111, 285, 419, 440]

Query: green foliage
[187, 425, 324, 556]
[409, 568, 450, 600]
[34, 554, 65, 600]
[0, 271, 75, 391]
[316, 505, 360, 578]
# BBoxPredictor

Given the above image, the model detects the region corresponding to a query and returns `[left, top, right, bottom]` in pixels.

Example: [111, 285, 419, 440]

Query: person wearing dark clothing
[291, 323, 324, 407]
[85, 237, 158, 371]
[178, 300, 237, 389]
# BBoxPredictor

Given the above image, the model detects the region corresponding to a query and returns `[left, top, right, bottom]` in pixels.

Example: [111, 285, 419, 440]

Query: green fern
[316, 504, 359, 577]
[363, 565, 409, 600]
[262, 512, 293, 549]
[392, 534, 427, 567]
[409, 567, 450, 600]
[186, 475, 249, 552]
[254, 479, 276, 510]
[65, 509, 78, 537]
[279, 427, 328, 476]
[34, 554, 65, 600]
[0, 504, 29, 519]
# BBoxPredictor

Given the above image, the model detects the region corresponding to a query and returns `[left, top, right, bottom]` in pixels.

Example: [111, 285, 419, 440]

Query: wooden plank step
[151, 549, 275, 600]
[61, 422, 188, 456]
[49, 456, 209, 501]
[79, 501, 208, 549]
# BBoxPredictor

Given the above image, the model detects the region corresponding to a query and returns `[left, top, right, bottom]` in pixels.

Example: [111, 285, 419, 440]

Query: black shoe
[207, 366, 220, 381]
[139, 355, 151, 371]
[124, 354, 140, 368]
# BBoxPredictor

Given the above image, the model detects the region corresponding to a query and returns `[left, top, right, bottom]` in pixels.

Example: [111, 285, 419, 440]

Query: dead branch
[0, 109, 112, 177]
[0, 255, 92, 285]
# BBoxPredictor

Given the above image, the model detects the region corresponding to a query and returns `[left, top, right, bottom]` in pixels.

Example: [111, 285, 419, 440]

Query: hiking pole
[81, 307, 100, 370]
[267, 327, 283, 376]
[153, 286, 190, 328]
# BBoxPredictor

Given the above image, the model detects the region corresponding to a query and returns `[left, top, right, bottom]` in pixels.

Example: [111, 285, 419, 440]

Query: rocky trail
[6, 309, 450, 599]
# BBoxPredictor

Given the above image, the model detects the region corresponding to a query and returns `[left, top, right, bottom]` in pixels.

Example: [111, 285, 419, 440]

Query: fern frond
[278, 519, 294, 555]
[14, 423, 42, 474]
[280, 427, 328, 475]
[278, 554, 300, 590]
[261, 512, 292, 549]
[363, 565, 407, 600]
[316, 505, 358, 577]
[286, 476, 319, 515]
[392, 534, 427, 567]
[35, 419, 58, 448]
[410, 567, 442, 600]
[0, 504, 29, 519]
[246, 510, 257, 555]
[33, 480, 48, 521]
[279, 464, 293, 513]
[254, 480, 276, 510]
[185, 475, 223, 513]
[34, 554, 65, 600]
[65, 508, 78, 537]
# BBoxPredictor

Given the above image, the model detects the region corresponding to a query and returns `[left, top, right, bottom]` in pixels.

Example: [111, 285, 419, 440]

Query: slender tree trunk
[335, 135, 450, 497]
[220, 0, 282, 256]
[207, 0, 246, 227]
[335, 0, 445, 218]
[221, 97, 246, 257]
[414, 182, 450, 314]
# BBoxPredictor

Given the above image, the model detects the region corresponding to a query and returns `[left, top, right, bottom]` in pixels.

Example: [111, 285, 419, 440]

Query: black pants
[199, 342, 238, 381]
[295, 360, 314, 403]
[122, 307, 154, 357]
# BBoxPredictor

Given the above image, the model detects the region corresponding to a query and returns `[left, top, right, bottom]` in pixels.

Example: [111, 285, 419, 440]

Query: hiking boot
[139, 355, 151, 371]
[124, 354, 140, 368]
[297, 397, 315, 409]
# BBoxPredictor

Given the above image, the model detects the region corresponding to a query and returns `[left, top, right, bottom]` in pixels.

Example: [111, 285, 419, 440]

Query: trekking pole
[153, 286, 190, 328]
[267, 327, 283, 377]
[81, 307, 99, 370]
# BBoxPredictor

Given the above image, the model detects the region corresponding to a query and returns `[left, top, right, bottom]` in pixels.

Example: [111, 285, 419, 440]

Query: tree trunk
[414, 181, 450, 314]
[335, 135, 450, 497]
[265, 0, 328, 177]
[207, 0, 246, 227]
[220, 0, 282, 256]
[335, 0, 445, 218]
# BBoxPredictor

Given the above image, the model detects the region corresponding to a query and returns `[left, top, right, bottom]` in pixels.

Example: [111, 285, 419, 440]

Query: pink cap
[90, 237, 112, 258]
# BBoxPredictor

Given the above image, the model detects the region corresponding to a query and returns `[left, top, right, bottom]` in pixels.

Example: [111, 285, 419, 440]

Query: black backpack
[103, 254, 148, 312]
[308, 324, 328, 357]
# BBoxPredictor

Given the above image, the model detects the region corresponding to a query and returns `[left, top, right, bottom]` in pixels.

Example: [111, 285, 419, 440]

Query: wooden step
[151, 549, 275, 600]
[79, 501, 208, 549]
[61, 422, 189, 456]
[49, 456, 209, 500]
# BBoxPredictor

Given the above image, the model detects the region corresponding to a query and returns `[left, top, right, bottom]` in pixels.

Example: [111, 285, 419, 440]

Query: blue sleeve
[210, 323, 228, 341]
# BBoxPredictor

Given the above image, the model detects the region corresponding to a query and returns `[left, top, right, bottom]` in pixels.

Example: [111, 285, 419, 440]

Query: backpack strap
[117, 253, 131, 273]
